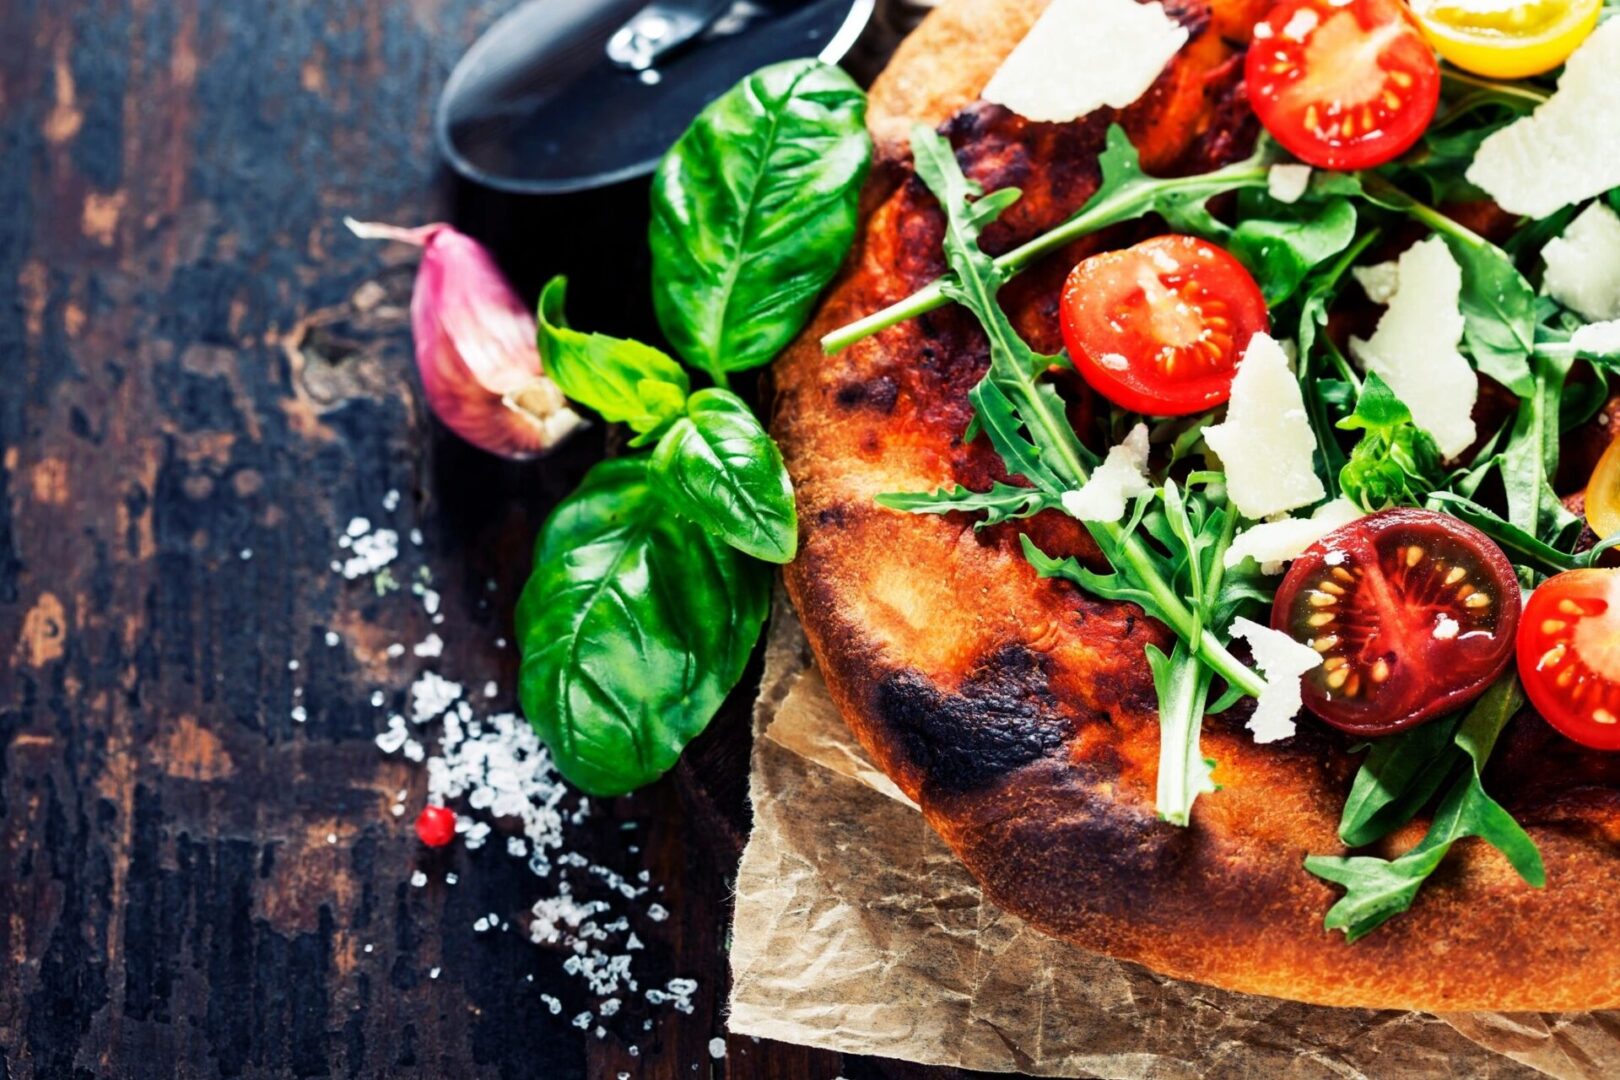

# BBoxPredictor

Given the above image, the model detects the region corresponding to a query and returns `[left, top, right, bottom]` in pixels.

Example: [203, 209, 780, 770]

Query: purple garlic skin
[347, 219, 583, 460]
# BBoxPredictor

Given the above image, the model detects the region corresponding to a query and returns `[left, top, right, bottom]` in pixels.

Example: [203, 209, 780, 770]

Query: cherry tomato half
[1585, 431, 1620, 540]
[1245, 0, 1442, 170]
[1517, 569, 1620, 750]
[1272, 508, 1522, 735]
[1059, 235, 1269, 417]
[1411, 0, 1600, 79]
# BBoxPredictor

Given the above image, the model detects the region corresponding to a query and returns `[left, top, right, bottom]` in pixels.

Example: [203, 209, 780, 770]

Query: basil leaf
[536, 277, 689, 441]
[649, 388, 797, 563]
[1306, 677, 1543, 941]
[516, 456, 770, 796]
[1229, 196, 1358, 306]
[650, 59, 871, 380]
[1337, 373, 1445, 511]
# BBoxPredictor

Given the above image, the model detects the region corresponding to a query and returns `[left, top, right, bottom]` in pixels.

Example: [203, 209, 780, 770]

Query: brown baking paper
[727, 598, 1620, 1078]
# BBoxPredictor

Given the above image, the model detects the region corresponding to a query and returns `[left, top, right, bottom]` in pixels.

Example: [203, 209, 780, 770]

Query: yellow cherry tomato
[1408, 0, 1601, 78]
[1587, 432, 1620, 540]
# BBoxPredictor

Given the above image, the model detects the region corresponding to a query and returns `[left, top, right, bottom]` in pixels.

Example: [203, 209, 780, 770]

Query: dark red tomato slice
[1059, 235, 1268, 417]
[1517, 569, 1620, 750]
[1272, 508, 1521, 735]
[1245, 0, 1442, 170]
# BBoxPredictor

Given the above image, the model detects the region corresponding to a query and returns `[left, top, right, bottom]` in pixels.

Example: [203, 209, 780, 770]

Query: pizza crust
[773, 0, 1620, 1010]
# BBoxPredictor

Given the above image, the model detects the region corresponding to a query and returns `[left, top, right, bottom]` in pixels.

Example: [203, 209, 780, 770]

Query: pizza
[772, 0, 1620, 1010]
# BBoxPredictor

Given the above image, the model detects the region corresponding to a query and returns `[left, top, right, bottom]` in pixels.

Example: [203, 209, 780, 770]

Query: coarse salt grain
[709, 1038, 726, 1059]
[413, 633, 444, 658]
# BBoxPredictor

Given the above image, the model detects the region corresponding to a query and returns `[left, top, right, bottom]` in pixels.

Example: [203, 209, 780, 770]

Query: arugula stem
[821, 163, 1271, 354]
[1440, 70, 1550, 112]
[1106, 520, 1268, 698]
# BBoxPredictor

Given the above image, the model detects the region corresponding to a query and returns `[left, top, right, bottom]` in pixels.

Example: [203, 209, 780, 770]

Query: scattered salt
[413, 633, 444, 659]
[325, 631, 341, 647]
[383, 489, 400, 511]
[291, 706, 308, 724]
[709, 1038, 727, 1059]
[410, 870, 428, 888]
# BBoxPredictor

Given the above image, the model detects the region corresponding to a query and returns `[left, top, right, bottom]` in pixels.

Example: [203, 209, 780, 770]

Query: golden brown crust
[774, 0, 1620, 1011]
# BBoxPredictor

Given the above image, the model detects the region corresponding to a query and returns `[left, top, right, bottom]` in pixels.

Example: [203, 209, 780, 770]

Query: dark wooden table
[0, 1, 996, 1077]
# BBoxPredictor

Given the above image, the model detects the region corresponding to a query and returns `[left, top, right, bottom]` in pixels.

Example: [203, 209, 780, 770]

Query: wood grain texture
[0, 1, 976, 1076]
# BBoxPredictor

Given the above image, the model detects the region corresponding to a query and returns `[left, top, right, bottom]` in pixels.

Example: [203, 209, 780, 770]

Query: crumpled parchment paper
[727, 597, 1620, 1079]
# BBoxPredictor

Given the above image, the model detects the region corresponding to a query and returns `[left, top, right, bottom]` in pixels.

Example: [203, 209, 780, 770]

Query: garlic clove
[346, 218, 584, 460]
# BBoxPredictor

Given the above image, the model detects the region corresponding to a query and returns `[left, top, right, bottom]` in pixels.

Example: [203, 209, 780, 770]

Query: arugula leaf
[876, 483, 1054, 526]
[822, 125, 1270, 353]
[902, 124, 1266, 711]
[1306, 677, 1544, 941]
[1427, 492, 1584, 575]
[536, 277, 689, 441]
[515, 456, 770, 795]
[1336, 373, 1445, 511]
[1146, 641, 1217, 827]
[1337, 715, 1465, 847]
[649, 388, 798, 563]
[650, 60, 870, 381]
[1229, 196, 1358, 306]
[1498, 350, 1580, 545]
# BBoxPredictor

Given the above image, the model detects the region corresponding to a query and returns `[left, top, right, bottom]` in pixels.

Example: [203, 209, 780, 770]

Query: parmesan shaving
[1465, 19, 1620, 218]
[1228, 617, 1321, 744]
[1349, 236, 1477, 459]
[1267, 163, 1312, 204]
[1224, 498, 1363, 573]
[1542, 202, 1620, 322]
[981, 0, 1189, 123]
[1202, 333, 1326, 519]
[1060, 423, 1151, 522]
[1572, 319, 1620, 355]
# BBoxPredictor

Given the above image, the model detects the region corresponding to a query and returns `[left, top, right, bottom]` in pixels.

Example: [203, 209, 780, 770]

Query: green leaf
[1337, 715, 1464, 847]
[1497, 350, 1579, 544]
[1336, 373, 1445, 511]
[1307, 677, 1543, 941]
[1229, 196, 1358, 306]
[1426, 492, 1581, 575]
[649, 388, 797, 563]
[876, 482, 1053, 526]
[650, 59, 871, 378]
[1440, 233, 1537, 398]
[1147, 642, 1217, 827]
[536, 277, 689, 439]
[515, 457, 770, 795]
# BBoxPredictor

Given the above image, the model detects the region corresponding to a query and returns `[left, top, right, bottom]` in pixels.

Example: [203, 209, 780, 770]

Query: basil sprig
[516, 457, 769, 795]
[651, 59, 871, 384]
[518, 60, 870, 795]
[1306, 676, 1545, 942]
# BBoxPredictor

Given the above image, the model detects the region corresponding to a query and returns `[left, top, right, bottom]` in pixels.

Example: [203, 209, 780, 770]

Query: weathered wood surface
[0, 1, 983, 1076]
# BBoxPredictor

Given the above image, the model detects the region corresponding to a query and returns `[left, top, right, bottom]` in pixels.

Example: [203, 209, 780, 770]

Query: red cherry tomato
[415, 805, 457, 847]
[1517, 569, 1620, 750]
[1245, 0, 1442, 170]
[1272, 508, 1521, 735]
[1059, 235, 1269, 417]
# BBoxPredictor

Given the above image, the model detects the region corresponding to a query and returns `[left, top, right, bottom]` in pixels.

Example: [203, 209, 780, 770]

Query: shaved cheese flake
[1224, 498, 1363, 573]
[1349, 236, 1477, 459]
[1542, 202, 1620, 322]
[1351, 260, 1399, 305]
[1229, 617, 1320, 744]
[1572, 319, 1620, 355]
[1202, 333, 1325, 519]
[1061, 423, 1150, 522]
[1465, 19, 1620, 218]
[982, 0, 1189, 123]
[1267, 163, 1312, 205]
